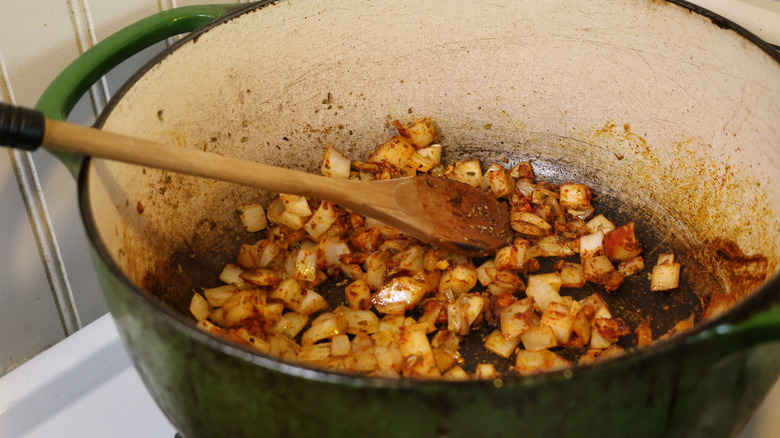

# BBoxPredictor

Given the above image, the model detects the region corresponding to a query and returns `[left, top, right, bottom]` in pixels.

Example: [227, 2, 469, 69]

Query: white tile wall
[0, 0, 777, 376]
[0, 0, 246, 376]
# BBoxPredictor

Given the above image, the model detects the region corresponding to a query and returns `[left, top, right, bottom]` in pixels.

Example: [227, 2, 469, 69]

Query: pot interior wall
[87, 0, 779, 319]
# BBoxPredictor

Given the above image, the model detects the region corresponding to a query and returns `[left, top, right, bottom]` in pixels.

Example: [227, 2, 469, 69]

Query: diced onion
[189, 293, 210, 322]
[452, 159, 483, 187]
[189, 116, 699, 380]
[237, 203, 268, 232]
[321, 146, 351, 179]
[650, 263, 681, 291]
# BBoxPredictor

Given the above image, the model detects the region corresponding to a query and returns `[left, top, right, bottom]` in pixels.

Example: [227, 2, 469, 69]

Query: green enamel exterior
[91, 243, 780, 438]
[41, 3, 780, 437]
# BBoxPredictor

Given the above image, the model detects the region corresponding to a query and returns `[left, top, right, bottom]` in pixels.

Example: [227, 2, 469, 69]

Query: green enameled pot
[37, 1, 780, 437]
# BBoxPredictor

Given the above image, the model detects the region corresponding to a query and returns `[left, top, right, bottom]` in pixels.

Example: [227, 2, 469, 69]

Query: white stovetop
[0, 315, 176, 437]
[0, 313, 777, 438]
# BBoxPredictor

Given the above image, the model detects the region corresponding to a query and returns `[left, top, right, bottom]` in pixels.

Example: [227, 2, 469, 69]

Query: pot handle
[727, 301, 780, 345]
[34, 3, 248, 176]
[697, 289, 780, 353]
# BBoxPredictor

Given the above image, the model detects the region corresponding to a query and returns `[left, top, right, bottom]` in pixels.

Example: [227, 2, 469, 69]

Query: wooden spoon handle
[42, 118, 369, 202]
[0, 102, 362, 203]
[3, 103, 511, 256]
[45, 118, 410, 238]
[1, 102, 401, 231]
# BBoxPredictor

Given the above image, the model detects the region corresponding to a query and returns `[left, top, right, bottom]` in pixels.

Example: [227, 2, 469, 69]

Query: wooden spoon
[0, 103, 512, 256]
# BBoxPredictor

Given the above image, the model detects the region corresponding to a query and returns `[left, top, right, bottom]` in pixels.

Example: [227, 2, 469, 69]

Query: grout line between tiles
[67, 0, 111, 114]
[159, 0, 180, 45]
[0, 51, 83, 342]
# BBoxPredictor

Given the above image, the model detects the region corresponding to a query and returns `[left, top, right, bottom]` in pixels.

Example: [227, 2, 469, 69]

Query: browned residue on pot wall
[707, 238, 771, 300]
[583, 121, 778, 298]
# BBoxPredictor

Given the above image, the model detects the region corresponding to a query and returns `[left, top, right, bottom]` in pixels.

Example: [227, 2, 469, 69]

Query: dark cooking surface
[140, 157, 722, 373]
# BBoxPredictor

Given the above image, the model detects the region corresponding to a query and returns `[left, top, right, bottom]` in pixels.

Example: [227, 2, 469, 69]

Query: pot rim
[80, 0, 780, 389]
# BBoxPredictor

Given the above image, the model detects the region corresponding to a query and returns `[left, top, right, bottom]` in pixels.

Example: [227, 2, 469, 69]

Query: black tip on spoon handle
[0, 103, 45, 151]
